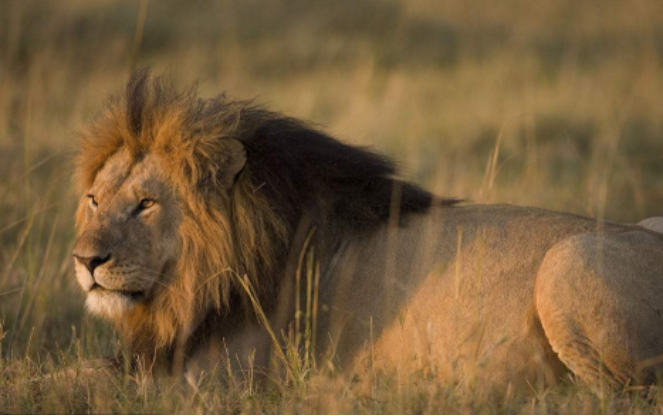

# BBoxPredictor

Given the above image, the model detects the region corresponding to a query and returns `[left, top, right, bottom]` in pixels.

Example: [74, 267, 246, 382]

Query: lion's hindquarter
[320, 204, 625, 387]
[535, 229, 663, 391]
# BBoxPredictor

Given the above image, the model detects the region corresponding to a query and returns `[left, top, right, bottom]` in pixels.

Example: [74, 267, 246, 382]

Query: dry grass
[1, 0, 663, 413]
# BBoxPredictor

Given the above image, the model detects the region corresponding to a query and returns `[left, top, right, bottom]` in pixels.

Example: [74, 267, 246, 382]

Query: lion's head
[73, 70, 436, 356]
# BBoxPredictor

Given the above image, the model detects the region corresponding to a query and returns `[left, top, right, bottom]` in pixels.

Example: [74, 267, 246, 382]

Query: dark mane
[240, 115, 450, 233]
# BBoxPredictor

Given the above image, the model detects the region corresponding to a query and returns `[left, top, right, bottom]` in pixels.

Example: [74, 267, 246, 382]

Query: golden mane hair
[75, 69, 453, 358]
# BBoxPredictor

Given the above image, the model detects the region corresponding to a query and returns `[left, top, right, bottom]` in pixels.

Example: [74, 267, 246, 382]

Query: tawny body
[193, 205, 663, 393]
[319, 204, 604, 387]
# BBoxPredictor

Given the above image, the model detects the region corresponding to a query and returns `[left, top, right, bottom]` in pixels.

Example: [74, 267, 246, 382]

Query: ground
[1, 0, 663, 413]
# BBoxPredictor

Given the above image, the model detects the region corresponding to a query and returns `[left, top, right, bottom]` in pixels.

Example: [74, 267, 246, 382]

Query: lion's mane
[75, 70, 453, 358]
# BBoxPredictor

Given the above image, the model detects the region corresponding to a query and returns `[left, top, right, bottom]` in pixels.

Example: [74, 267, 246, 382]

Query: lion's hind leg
[535, 231, 663, 394]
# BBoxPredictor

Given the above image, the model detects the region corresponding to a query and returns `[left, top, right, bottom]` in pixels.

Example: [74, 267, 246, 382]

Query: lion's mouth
[90, 283, 145, 301]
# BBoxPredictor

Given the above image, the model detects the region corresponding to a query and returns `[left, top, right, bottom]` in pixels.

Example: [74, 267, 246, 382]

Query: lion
[72, 70, 663, 394]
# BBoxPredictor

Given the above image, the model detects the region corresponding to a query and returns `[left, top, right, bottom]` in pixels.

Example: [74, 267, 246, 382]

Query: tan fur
[536, 228, 663, 393]
[74, 71, 663, 393]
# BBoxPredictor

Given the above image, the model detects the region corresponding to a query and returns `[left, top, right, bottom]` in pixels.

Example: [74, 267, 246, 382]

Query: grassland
[1, 0, 663, 413]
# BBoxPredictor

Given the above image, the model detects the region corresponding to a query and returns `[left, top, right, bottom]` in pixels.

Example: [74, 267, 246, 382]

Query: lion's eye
[138, 198, 156, 211]
[88, 194, 98, 208]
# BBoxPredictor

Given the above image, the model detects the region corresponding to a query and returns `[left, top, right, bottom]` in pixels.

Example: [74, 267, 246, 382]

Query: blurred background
[1, 0, 663, 359]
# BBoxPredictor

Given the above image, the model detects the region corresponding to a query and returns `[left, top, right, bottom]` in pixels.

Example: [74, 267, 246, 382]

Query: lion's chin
[85, 290, 138, 319]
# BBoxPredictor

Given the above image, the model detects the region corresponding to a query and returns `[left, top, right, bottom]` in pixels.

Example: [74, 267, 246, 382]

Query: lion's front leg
[25, 355, 126, 397]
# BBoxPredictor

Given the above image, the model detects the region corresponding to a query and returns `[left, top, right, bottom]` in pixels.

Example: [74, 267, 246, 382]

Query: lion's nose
[74, 253, 111, 274]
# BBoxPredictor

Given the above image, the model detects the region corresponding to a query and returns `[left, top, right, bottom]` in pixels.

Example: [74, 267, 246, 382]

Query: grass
[1, 0, 663, 413]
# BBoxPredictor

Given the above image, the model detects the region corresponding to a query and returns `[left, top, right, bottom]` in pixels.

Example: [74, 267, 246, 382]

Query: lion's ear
[220, 139, 246, 189]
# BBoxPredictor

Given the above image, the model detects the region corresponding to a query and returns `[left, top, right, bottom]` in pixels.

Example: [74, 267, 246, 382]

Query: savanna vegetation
[1, 0, 663, 413]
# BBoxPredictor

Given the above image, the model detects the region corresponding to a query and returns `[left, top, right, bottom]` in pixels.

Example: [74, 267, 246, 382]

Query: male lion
[73, 70, 663, 394]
